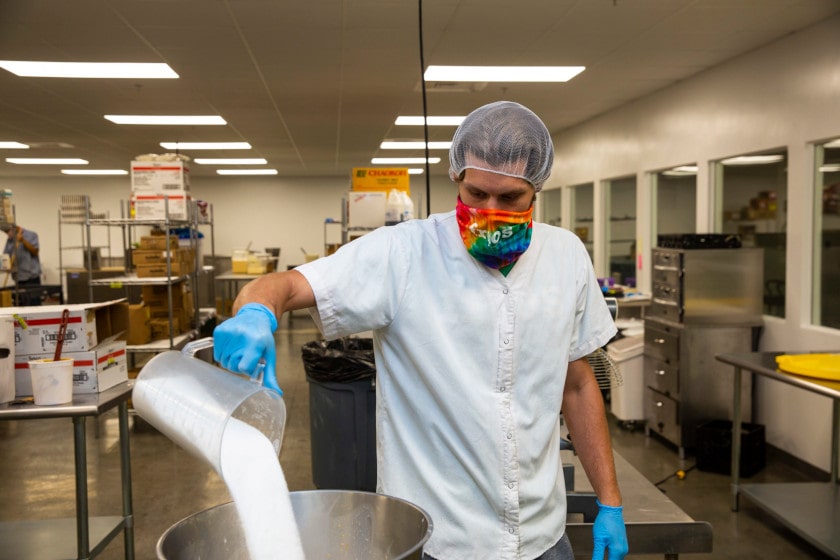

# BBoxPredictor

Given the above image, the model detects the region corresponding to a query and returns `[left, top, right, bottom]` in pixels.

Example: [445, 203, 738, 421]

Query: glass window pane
[717, 150, 788, 318]
[607, 176, 636, 285]
[571, 183, 594, 261]
[655, 165, 697, 235]
[815, 138, 840, 329]
[542, 188, 562, 227]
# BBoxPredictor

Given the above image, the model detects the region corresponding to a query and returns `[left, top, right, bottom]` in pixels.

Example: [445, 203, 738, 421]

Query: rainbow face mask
[456, 197, 533, 269]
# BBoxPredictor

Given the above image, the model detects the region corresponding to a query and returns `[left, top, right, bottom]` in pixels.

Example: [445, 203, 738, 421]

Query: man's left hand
[591, 500, 628, 559]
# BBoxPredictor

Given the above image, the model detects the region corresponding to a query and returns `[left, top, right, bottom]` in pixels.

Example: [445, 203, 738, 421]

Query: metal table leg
[73, 416, 91, 559]
[832, 399, 839, 484]
[118, 402, 135, 559]
[730, 366, 742, 512]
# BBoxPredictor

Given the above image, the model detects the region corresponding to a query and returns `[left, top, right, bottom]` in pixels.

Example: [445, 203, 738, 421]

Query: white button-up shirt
[298, 210, 616, 560]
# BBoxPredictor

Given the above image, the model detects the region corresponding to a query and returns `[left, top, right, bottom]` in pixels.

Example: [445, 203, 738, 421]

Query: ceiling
[1, 0, 839, 181]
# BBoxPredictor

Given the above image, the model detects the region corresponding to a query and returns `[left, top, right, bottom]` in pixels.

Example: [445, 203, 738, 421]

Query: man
[214, 101, 628, 560]
[4, 224, 41, 285]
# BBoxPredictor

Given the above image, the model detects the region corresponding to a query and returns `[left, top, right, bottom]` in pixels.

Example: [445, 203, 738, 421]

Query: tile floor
[0, 314, 832, 559]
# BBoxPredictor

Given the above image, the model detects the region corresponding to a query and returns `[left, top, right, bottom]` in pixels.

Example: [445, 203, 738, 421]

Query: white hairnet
[448, 101, 554, 192]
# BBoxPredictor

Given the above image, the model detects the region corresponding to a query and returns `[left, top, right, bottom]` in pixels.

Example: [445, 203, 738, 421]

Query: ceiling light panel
[195, 158, 267, 165]
[61, 169, 128, 175]
[6, 158, 88, 165]
[0, 61, 179, 79]
[0, 142, 29, 149]
[106, 115, 226, 125]
[216, 169, 278, 175]
[395, 116, 466, 126]
[371, 157, 441, 164]
[380, 141, 452, 150]
[160, 142, 251, 150]
[424, 65, 585, 82]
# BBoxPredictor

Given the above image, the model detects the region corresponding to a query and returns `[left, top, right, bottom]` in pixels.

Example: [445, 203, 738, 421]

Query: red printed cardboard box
[15, 338, 128, 396]
[0, 299, 128, 356]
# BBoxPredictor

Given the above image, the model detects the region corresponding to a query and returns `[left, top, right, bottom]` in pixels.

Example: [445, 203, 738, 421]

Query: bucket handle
[182, 336, 266, 386]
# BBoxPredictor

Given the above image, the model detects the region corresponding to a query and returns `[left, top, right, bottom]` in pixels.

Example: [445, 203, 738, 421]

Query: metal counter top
[565, 449, 712, 558]
[0, 380, 134, 420]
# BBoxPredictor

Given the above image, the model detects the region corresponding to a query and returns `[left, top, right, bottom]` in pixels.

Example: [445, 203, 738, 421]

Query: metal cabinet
[644, 247, 763, 457]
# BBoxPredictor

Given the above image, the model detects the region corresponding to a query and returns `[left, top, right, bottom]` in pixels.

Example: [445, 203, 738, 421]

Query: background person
[214, 101, 628, 560]
[3, 225, 42, 305]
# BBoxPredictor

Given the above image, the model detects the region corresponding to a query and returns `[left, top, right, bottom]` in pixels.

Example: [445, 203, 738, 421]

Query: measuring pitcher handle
[183, 336, 268, 387]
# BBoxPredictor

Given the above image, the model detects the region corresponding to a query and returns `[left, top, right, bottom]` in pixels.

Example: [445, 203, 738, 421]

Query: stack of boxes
[130, 154, 191, 221]
[128, 233, 196, 344]
[4, 300, 129, 396]
[0, 189, 14, 226]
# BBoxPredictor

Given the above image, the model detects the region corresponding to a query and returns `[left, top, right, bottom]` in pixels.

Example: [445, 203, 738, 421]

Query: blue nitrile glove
[592, 500, 628, 560]
[213, 303, 281, 393]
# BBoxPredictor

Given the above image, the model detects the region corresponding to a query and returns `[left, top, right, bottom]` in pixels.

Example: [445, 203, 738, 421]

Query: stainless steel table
[717, 351, 840, 560]
[564, 449, 713, 558]
[0, 381, 135, 560]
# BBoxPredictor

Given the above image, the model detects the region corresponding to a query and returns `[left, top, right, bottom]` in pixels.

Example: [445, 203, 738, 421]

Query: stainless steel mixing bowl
[157, 489, 433, 560]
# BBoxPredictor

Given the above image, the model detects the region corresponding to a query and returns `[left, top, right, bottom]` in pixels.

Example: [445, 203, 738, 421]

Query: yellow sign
[352, 167, 410, 194]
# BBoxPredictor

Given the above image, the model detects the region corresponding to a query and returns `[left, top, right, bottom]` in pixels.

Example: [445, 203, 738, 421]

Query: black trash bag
[301, 338, 376, 383]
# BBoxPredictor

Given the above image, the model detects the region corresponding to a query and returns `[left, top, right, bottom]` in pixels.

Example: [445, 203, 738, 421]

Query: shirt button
[508, 482, 515, 489]
[503, 288, 509, 294]
[504, 339, 509, 344]
[509, 527, 515, 534]
[507, 433, 513, 439]
[500, 386, 506, 392]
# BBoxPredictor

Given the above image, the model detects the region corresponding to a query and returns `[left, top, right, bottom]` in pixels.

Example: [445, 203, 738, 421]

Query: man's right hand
[213, 302, 281, 393]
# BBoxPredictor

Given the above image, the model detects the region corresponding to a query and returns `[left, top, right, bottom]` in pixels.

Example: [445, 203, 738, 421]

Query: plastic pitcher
[133, 337, 287, 474]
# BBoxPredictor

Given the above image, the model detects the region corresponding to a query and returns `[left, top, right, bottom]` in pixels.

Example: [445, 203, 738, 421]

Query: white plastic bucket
[29, 357, 74, 406]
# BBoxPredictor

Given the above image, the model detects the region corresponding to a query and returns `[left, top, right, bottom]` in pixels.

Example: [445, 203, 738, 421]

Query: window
[541, 187, 562, 227]
[570, 183, 594, 261]
[715, 150, 788, 317]
[655, 165, 697, 236]
[814, 138, 840, 329]
[606, 176, 636, 285]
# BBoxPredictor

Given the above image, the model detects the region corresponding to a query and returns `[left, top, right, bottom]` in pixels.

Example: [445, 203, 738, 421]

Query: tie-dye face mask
[456, 197, 533, 269]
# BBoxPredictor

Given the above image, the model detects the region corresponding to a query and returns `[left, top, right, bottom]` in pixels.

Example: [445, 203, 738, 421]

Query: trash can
[606, 334, 645, 423]
[302, 338, 377, 492]
[696, 419, 766, 477]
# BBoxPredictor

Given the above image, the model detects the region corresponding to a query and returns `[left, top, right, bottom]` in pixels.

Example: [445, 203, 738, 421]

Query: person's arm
[562, 356, 621, 505]
[232, 269, 316, 317]
[562, 356, 628, 560]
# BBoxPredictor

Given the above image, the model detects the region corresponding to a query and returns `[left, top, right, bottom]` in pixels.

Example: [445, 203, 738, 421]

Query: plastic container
[133, 338, 287, 475]
[607, 334, 645, 422]
[696, 419, 766, 477]
[29, 357, 74, 406]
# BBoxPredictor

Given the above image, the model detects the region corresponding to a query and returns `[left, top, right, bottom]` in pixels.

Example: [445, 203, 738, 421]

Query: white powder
[219, 417, 306, 560]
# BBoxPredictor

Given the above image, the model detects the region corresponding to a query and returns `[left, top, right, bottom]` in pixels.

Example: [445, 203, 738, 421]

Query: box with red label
[15, 338, 128, 396]
[0, 299, 128, 356]
[131, 192, 191, 221]
[131, 160, 190, 192]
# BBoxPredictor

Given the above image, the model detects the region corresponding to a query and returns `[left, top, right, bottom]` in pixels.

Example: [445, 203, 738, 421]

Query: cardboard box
[127, 303, 152, 346]
[347, 191, 386, 229]
[150, 317, 182, 340]
[0, 300, 128, 356]
[136, 261, 189, 278]
[131, 193, 191, 221]
[139, 235, 180, 251]
[131, 248, 186, 266]
[131, 160, 190, 192]
[15, 338, 128, 396]
[141, 284, 185, 307]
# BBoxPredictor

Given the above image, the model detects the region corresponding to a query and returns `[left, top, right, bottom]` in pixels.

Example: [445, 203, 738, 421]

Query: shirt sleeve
[295, 226, 411, 340]
[568, 239, 618, 361]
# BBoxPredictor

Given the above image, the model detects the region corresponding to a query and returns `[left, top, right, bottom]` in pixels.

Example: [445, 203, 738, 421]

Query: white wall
[2, 173, 458, 284]
[546, 15, 840, 471]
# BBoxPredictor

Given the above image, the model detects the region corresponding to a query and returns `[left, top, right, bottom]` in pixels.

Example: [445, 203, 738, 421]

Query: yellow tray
[776, 353, 840, 381]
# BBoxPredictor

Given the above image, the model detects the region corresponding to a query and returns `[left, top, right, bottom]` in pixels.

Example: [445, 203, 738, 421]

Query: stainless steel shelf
[88, 273, 188, 286]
